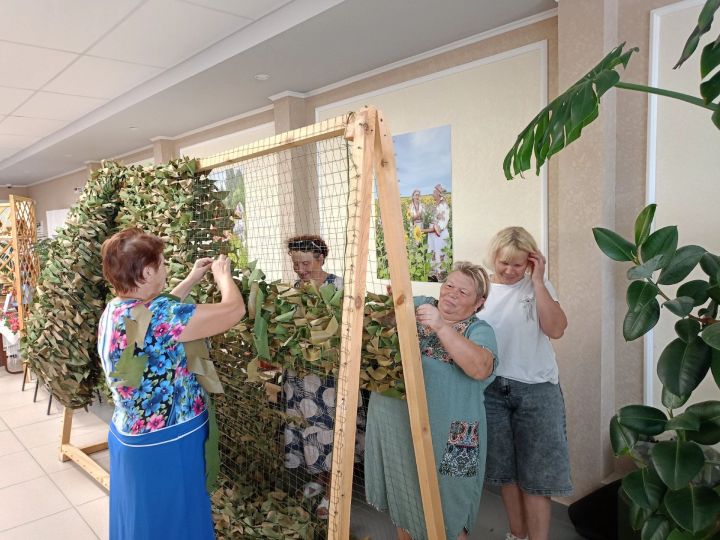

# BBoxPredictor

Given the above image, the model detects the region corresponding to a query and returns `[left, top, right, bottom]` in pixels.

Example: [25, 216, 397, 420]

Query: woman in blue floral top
[98, 228, 245, 540]
[365, 262, 497, 540]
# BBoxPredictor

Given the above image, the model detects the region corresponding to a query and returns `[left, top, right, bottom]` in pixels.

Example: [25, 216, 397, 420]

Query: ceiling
[0, 0, 556, 186]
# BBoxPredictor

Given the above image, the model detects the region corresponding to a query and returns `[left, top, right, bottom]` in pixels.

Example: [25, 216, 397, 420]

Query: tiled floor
[0, 369, 109, 540]
[0, 367, 584, 540]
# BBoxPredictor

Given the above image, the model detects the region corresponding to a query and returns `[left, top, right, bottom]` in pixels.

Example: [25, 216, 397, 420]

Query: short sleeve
[544, 279, 559, 301]
[413, 295, 435, 309]
[465, 320, 498, 364]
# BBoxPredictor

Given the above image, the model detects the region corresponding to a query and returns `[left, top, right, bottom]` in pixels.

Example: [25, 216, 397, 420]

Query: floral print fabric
[98, 296, 205, 435]
[439, 420, 480, 477]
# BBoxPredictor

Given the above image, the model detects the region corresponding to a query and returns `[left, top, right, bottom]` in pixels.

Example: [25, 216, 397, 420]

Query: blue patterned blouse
[97, 295, 206, 435]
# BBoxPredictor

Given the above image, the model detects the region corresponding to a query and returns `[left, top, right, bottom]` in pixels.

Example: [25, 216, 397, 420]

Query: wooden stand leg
[59, 406, 110, 490]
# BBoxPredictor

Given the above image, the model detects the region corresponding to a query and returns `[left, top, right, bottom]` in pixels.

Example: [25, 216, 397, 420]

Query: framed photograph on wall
[376, 124, 452, 282]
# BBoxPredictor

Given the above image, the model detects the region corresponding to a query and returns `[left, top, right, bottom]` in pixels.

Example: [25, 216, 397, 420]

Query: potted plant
[503, 1, 720, 538]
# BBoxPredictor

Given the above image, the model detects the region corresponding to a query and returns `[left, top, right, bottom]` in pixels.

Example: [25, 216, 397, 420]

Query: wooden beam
[373, 109, 447, 539]
[197, 114, 349, 172]
[326, 107, 373, 540]
[59, 406, 110, 490]
[61, 444, 110, 490]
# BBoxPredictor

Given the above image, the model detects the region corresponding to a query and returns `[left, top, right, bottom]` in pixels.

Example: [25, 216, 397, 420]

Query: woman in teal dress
[365, 261, 497, 540]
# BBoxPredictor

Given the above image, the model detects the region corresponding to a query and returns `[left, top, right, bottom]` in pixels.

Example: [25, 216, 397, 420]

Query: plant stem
[616, 82, 719, 111]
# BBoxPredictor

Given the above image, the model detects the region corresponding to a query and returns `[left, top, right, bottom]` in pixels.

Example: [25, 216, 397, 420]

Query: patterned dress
[283, 274, 366, 474]
[97, 295, 214, 540]
[365, 296, 497, 540]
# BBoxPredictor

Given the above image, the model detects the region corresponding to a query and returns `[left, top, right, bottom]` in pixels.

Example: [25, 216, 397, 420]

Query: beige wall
[318, 45, 548, 299]
[27, 169, 87, 233]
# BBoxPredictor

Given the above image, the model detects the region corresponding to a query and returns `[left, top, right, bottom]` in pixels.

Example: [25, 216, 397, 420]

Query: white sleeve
[544, 279, 559, 301]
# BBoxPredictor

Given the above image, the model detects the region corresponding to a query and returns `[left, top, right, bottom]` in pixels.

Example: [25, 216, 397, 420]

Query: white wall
[649, 0, 720, 408]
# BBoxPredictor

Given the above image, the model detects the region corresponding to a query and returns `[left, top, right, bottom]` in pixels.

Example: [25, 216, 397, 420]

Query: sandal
[316, 496, 329, 520]
[302, 481, 323, 499]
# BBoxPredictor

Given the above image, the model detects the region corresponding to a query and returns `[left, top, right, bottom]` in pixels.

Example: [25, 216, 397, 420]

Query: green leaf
[658, 246, 707, 285]
[685, 401, 720, 445]
[622, 467, 666, 511]
[701, 40, 720, 78]
[675, 319, 702, 342]
[711, 347, 720, 389]
[628, 255, 664, 281]
[699, 253, 720, 279]
[657, 337, 711, 396]
[652, 440, 705, 491]
[667, 529, 694, 540]
[662, 386, 690, 409]
[624, 281, 661, 341]
[666, 410, 701, 432]
[617, 404, 668, 436]
[677, 280, 710, 306]
[635, 204, 657, 246]
[700, 69, 720, 105]
[504, 43, 638, 179]
[674, 0, 720, 69]
[628, 496, 653, 531]
[664, 485, 720, 534]
[640, 515, 671, 540]
[252, 314, 270, 360]
[663, 297, 695, 317]
[610, 414, 638, 455]
[593, 227, 637, 262]
[642, 226, 679, 267]
[701, 323, 720, 350]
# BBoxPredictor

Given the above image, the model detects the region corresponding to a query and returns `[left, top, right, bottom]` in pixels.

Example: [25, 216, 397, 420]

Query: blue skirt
[108, 410, 214, 540]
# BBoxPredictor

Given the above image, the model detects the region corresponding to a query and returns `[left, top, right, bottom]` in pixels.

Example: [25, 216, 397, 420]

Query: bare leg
[501, 484, 528, 539]
[397, 527, 412, 540]
[523, 493, 551, 540]
[457, 528, 468, 540]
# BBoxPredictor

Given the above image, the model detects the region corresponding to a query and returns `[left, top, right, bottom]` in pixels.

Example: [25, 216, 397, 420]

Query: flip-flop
[316, 496, 329, 520]
[302, 481, 323, 499]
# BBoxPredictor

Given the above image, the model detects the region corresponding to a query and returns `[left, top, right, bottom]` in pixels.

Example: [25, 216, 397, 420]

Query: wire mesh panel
[194, 109, 443, 540]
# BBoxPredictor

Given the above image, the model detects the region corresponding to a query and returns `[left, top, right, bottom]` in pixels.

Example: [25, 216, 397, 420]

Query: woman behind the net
[98, 227, 245, 540]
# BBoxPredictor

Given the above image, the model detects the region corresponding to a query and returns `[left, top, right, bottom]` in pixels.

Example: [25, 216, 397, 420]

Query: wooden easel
[60, 407, 110, 490]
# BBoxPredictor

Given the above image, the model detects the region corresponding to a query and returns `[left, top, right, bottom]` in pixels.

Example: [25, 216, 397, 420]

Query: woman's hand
[415, 304, 446, 333]
[528, 251, 546, 285]
[187, 257, 214, 285]
[211, 254, 232, 282]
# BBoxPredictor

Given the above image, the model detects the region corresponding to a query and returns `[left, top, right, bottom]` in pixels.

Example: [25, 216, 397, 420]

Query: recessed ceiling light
[254, 73, 270, 81]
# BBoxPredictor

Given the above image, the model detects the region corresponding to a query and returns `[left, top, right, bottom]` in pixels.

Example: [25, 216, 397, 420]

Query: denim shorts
[484, 377, 573, 497]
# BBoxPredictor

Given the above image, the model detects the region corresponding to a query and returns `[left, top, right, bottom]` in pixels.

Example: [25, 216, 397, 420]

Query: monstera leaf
[675, 0, 720, 127]
[503, 43, 638, 179]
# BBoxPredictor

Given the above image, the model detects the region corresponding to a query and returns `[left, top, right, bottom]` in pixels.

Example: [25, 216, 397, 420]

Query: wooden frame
[198, 106, 446, 539]
[64, 108, 445, 536]
[60, 407, 110, 490]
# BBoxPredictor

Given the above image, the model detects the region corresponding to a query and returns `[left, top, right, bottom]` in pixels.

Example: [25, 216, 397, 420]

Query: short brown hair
[101, 228, 164, 294]
[287, 235, 329, 259]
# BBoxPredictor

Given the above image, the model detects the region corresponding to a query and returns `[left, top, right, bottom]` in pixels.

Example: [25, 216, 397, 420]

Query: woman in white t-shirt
[475, 227, 571, 540]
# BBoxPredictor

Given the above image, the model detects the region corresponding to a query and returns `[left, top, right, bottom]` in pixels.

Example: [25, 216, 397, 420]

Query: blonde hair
[485, 226, 539, 268]
[450, 261, 491, 311]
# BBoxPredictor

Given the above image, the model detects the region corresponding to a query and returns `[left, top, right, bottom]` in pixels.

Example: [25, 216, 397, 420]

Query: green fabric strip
[204, 397, 220, 492]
